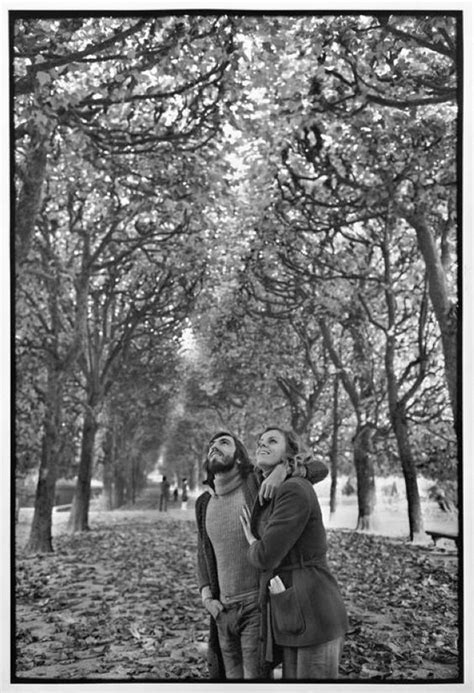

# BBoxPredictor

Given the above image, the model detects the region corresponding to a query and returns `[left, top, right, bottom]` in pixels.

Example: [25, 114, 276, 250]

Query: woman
[240, 426, 347, 679]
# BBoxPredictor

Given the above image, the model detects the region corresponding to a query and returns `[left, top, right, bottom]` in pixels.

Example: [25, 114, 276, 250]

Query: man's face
[207, 434, 237, 474]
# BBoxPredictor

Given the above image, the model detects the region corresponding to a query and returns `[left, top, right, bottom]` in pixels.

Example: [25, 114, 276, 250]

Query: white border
[4, 3, 472, 692]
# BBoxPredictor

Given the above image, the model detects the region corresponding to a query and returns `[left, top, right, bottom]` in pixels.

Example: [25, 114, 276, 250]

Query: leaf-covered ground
[15, 505, 460, 682]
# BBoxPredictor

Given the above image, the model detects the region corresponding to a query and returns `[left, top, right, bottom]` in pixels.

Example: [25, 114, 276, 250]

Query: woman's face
[256, 429, 287, 471]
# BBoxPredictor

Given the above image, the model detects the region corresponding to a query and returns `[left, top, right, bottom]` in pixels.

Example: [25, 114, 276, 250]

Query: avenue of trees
[14, 12, 459, 551]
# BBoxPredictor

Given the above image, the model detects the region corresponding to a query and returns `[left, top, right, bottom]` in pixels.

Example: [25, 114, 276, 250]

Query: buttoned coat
[249, 476, 348, 649]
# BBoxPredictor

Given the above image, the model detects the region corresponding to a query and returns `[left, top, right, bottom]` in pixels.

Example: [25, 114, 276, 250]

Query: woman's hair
[202, 430, 254, 488]
[259, 426, 312, 477]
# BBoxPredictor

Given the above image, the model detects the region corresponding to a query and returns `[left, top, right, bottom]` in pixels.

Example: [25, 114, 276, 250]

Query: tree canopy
[13, 11, 459, 550]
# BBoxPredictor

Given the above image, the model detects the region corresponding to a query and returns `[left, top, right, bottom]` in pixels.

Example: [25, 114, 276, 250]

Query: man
[159, 475, 170, 512]
[181, 477, 188, 510]
[195, 430, 328, 680]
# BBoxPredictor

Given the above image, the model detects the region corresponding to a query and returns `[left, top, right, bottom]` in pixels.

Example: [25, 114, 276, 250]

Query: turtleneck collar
[214, 464, 242, 496]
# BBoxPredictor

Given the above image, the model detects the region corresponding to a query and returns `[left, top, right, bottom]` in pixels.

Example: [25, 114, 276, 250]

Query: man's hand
[201, 585, 224, 620]
[203, 598, 224, 620]
[258, 461, 288, 504]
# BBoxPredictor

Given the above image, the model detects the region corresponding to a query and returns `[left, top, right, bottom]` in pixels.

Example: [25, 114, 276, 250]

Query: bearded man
[195, 430, 328, 680]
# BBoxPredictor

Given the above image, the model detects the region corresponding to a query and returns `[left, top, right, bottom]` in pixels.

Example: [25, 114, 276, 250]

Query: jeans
[282, 636, 344, 679]
[216, 597, 261, 679]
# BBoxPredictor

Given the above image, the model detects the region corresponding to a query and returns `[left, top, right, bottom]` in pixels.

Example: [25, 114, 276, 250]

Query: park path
[17, 474, 459, 548]
[15, 484, 459, 682]
[16, 482, 196, 548]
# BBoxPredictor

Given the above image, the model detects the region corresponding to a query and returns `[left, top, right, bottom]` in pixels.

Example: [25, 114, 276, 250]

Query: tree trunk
[101, 414, 117, 510]
[15, 125, 49, 272]
[68, 408, 99, 532]
[102, 456, 114, 510]
[26, 368, 63, 553]
[135, 464, 146, 496]
[113, 470, 126, 508]
[390, 403, 423, 540]
[329, 375, 340, 515]
[129, 459, 137, 505]
[406, 212, 458, 433]
[385, 325, 424, 540]
[319, 317, 378, 530]
[354, 424, 376, 531]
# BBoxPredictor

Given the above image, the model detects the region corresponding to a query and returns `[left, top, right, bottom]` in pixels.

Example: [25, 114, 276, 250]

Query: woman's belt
[277, 556, 327, 571]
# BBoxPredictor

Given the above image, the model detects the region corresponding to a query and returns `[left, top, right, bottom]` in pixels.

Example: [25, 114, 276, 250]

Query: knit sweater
[205, 469, 259, 601]
[196, 473, 262, 679]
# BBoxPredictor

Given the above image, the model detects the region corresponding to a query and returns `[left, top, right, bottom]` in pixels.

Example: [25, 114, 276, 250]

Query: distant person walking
[159, 475, 170, 512]
[181, 477, 188, 510]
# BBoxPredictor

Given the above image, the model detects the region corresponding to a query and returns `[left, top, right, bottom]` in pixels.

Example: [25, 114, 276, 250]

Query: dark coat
[195, 461, 329, 679]
[249, 476, 348, 649]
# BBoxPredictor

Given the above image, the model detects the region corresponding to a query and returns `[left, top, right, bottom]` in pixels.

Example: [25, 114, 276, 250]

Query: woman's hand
[240, 504, 257, 545]
[258, 461, 288, 505]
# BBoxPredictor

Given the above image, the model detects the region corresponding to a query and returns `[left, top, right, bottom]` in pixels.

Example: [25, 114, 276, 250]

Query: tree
[302, 13, 458, 430]
[23, 200, 90, 553]
[13, 14, 237, 270]
[231, 14, 458, 431]
[14, 13, 242, 550]
[319, 317, 377, 530]
[328, 373, 344, 514]
[99, 322, 182, 506]
[65, 175, 207, 530]
[375, 215, 433, 539]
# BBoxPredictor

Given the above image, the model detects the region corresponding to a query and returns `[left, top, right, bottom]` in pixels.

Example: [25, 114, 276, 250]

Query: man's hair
[203, 430, 254, 488]
[259, 426, 311, 476]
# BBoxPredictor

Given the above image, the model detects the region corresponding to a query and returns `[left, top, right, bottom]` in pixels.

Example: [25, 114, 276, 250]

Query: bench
[425, 529, 459, 548]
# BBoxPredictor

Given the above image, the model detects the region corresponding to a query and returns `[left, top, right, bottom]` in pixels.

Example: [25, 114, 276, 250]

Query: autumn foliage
[15, 508, 458, 681]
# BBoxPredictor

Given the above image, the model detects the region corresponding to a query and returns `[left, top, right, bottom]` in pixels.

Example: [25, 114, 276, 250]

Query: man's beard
[207, 450, 237, 474]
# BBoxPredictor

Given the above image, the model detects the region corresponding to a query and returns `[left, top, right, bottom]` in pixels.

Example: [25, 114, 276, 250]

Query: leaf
[129, 624, 142, 640]
[36, 71, 51, 86]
